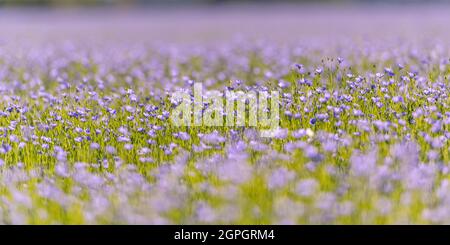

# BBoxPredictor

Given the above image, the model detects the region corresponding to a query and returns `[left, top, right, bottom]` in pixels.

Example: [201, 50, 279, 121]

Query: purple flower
[296, 178, 318, 197]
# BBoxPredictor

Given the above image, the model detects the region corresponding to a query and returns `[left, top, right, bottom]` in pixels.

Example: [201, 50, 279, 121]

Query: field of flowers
[0, 8, 449, 224]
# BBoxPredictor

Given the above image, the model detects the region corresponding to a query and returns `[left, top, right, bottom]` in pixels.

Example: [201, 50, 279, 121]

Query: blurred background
[1, 0, 449, 7]
[0, 0, 449, 45]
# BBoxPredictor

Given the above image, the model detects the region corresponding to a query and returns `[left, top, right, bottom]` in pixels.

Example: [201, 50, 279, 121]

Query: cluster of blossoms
[0, 34, 448, 224]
